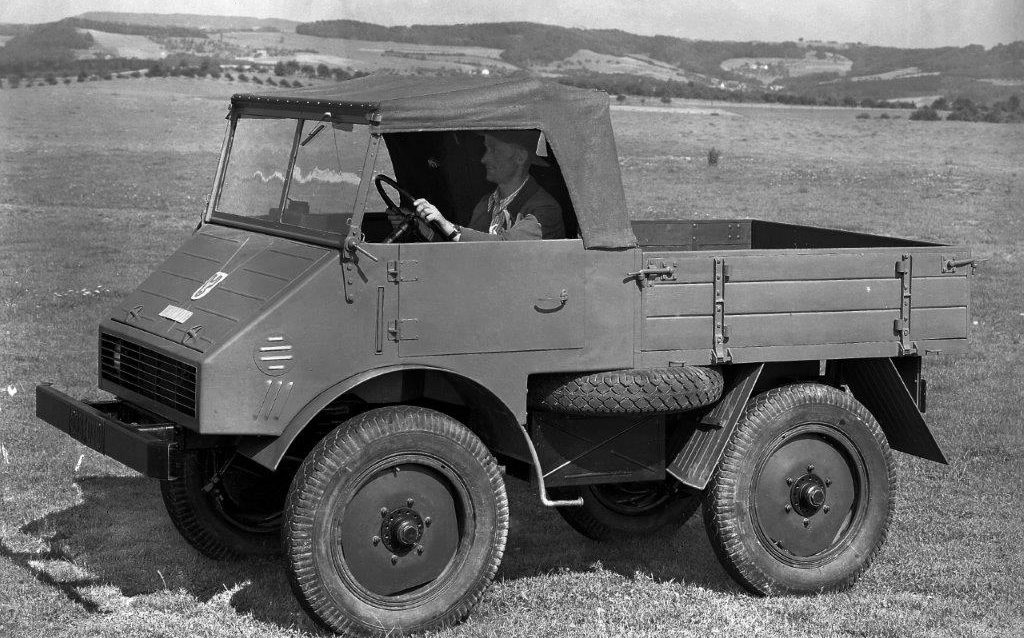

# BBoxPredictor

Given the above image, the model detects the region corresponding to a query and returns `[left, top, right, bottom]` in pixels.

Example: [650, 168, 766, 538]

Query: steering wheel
[374, 174, 453, 244]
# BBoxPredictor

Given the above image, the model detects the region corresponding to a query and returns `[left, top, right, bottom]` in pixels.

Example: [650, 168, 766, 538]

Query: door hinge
[387, 259, 419, 283]
[387, 318, 420, 341]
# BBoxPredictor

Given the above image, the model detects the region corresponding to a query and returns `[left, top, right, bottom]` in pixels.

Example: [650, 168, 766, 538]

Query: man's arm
[457, 212, 545, 241]
[412, 192, 564, 241]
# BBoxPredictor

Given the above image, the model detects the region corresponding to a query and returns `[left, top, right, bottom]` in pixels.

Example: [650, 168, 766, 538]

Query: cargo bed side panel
[639, 246, 970, 366]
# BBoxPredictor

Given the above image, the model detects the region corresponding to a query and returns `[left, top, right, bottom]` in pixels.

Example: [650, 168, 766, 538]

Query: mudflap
[840, 357, 947, 464]
[667, 363, 764, 491]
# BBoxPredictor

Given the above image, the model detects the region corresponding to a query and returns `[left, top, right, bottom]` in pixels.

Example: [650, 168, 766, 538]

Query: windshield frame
[206, 108, 383, 248]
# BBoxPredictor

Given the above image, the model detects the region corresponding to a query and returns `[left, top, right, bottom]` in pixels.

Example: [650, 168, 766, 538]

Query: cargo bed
[631, 220, 972, 366]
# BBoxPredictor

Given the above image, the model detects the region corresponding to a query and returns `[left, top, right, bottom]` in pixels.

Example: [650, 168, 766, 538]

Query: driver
[405, 130, 565, 241]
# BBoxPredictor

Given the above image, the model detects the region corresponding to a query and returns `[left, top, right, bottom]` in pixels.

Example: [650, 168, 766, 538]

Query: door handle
[534, 289, 569, 313]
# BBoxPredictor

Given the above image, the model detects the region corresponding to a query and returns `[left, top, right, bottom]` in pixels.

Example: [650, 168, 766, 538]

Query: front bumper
[36, 384, 178, 479]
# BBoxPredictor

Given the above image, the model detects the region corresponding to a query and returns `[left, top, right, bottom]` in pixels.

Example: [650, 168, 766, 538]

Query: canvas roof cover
[231, 76, 636, 249]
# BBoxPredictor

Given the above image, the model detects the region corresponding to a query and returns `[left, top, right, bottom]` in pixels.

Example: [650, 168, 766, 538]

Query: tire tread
[703, 383, 896, 595]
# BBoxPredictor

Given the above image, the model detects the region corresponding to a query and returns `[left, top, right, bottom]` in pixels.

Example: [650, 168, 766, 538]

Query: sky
[1, 0, 1022, 49]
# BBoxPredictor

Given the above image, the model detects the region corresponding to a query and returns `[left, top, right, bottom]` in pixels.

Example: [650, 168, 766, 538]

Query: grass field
[1, 77, 1023, 638]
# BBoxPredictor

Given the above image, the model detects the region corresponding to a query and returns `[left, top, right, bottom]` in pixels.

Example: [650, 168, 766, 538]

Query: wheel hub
[790, 474, 827, 517]
[381, 507, 425, 553]
[752, 427, 862, 561]
[335, 462, 462, 597]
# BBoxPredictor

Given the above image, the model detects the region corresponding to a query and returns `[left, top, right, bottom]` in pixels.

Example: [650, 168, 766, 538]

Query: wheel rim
[332, 454, 469, 603]
[750, 423, 867, 567]
[589, 481, 674, 516]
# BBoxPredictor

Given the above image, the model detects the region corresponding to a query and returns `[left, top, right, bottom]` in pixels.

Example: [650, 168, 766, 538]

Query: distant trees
[909, 106, 941, 120]
[946, 95, 1024, 123]
[59, 17, 205, 39]
[909, 95, 1022, 123]
[0, 23, 93, 74]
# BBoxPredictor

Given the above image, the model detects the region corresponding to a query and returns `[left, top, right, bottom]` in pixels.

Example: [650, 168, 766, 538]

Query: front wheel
[703, 383, 895, 595]
[284, 406, 508, 637]
[160, 449, 288, 559]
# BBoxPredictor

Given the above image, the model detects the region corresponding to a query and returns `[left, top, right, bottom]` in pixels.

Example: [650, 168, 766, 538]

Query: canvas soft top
[231, 76, 635, 249]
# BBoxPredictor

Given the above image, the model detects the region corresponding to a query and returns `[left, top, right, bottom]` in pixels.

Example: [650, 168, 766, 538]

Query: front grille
[100, 333, 197, 417]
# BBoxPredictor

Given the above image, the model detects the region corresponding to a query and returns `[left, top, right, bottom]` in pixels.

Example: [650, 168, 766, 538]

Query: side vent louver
[254, 334, 295, 376]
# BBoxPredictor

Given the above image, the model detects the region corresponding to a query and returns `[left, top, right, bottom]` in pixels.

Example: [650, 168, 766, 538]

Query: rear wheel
[161, 449, 288, 559]
[703, 383, 895, 595]
[284, 406, 508, 637]
[556, 480, 700, 541]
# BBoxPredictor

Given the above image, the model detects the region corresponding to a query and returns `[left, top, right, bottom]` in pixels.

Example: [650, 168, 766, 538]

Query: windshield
[215, 116, 385, 235]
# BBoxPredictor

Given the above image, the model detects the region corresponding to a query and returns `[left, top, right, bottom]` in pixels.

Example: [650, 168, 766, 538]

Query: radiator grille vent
[100, 333, 197, 417]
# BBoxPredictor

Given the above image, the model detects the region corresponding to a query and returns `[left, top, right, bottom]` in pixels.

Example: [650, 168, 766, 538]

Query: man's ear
[514, 146, 531, 169]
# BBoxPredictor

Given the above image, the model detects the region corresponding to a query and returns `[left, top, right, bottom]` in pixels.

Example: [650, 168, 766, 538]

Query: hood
[114, 225, 331, 354]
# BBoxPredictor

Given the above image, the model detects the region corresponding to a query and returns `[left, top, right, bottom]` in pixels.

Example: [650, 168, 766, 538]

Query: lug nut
[807, 464, 815, 472]
[371, 535, 381, 546]
[825, 478, 832, 486]
[823, 505, 831, 514]
[380, 507, 389, 517]
[784, 504, 792, 512]
[416, 545, 424, 555]
[803, 518, 810, 528]
[407, 498, 415, 507]
[786, 477, 794, 485]
[390, 555, 398, 565]
[424, 517, 432, 527]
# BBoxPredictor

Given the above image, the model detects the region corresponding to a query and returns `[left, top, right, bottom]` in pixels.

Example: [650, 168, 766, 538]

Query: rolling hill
[1, 12, 1021, 106]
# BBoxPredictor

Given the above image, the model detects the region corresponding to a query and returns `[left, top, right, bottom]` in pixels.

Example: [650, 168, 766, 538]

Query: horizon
[1, 1, 1022, 49]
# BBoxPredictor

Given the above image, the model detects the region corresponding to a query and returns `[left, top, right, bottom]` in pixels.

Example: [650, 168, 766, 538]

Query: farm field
[1, 77, 1023, 637]
[219, 31, 516, 74]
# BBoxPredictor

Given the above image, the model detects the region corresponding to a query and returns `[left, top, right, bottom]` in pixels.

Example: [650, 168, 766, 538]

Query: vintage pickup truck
[36, 76, 974, 636]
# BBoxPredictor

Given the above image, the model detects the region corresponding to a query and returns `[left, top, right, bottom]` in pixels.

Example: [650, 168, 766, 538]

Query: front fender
[236, 363, 526, 470]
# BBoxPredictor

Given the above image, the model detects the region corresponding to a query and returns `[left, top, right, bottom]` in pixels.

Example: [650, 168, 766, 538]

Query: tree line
[910, 95, 1024, 123]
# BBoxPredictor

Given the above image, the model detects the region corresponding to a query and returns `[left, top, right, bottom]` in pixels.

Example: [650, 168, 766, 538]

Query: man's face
[480, 135, 524, 185]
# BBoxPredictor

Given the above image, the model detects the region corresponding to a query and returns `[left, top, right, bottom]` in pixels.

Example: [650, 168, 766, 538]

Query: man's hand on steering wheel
[375, 174, 458, 243]
[412, 199, 459, 241]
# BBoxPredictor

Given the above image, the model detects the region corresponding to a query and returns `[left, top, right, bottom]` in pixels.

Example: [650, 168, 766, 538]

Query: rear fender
[667, 358, 946, 493]
[237, 364, 529, 471]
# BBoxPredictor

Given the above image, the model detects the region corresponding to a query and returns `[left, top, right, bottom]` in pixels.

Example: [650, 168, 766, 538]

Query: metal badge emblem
[191, 271, 228, 300]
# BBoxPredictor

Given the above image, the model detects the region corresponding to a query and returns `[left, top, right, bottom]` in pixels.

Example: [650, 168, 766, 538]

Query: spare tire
[528, 366, 724, 415]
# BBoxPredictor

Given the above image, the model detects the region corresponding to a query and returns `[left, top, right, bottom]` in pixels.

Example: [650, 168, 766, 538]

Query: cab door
[392, 240, 584, 357]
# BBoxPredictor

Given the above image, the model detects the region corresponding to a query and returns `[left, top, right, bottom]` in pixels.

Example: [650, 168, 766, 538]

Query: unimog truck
[36, 77, 975, 636]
